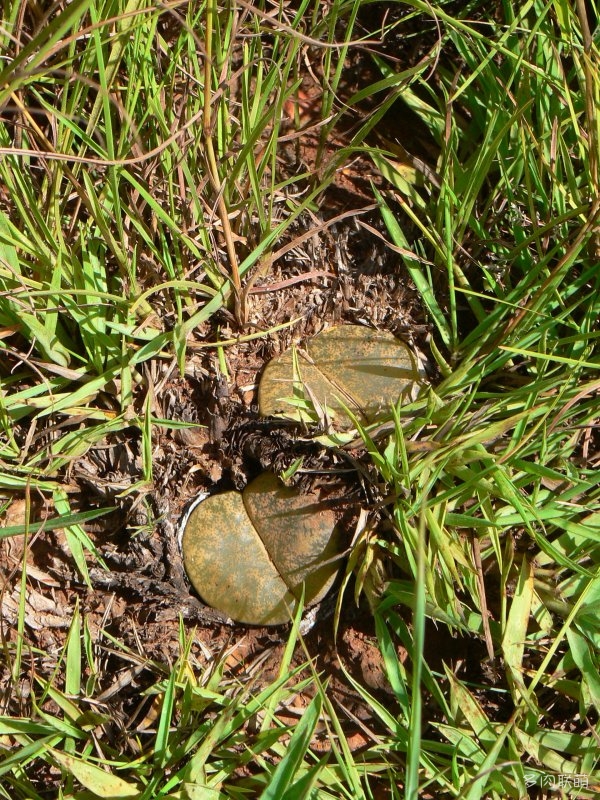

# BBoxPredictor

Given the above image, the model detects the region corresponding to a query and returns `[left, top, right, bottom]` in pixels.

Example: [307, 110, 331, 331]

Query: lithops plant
[181, 472, 342, 626]
[259, 324, 421, 428]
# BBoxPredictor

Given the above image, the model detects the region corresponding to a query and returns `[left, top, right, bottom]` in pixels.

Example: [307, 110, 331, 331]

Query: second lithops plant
[180, 472, 342, 626]
[258, 324, 421, 428]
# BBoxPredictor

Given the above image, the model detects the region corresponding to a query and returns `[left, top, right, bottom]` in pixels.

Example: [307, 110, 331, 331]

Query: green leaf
[50, 748, 140, 798]
[260, 694, 322, 799]
[566, 628, 600, 714]
[19, 311, 71, 367]
[502, 558, 536, 710]
[375, 188, 452, 347]
[0, 506, 111, 539]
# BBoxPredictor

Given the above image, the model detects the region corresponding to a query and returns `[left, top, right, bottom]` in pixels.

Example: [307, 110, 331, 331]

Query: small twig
[248, 269, 337, 294]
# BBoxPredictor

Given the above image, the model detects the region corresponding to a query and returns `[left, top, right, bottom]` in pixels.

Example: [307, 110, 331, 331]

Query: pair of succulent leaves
[181, 325, 420, 626]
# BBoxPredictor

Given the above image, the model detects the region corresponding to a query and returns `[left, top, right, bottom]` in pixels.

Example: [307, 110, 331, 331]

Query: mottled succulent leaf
[243, 472, 341, 607]
[258, 345, 360, 425]
[181, 489, 295, 625]
[181, 474, 342, 626]
[258, 325, 420, 428]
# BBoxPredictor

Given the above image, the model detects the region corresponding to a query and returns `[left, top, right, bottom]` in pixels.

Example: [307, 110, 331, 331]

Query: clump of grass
[354, 0, 600, 796]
